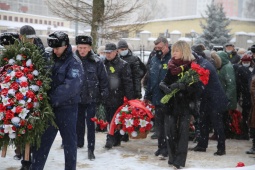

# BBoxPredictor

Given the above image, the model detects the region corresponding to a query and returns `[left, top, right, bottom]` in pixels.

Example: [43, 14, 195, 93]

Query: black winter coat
[104, 55, 134, 107]
[76, 50, 109, 104]
[233, 64, 252, 108]
[49, 45, 84, 108]
[120, 50, 146, 98]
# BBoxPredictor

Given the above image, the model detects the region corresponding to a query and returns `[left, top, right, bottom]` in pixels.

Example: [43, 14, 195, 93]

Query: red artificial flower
[20, 120, 26, 126]
[27, 124, 33, 130]
[139, 127, 146, 133]
[23, 67, 29, 73]
[1, 88, 8, 96]
[3, 58, 8, 61]
[5, 110, 14, 120]
[26, 90, 35, 99]
[38, 94, 43, 101]
[16, 106, 23, 113]
[8, 98, 15, 106]
[4, 76, 11, 83]
[10, 82, 19, 90]
[15, 92, 24, 100]
[27, 103, 33, 109]
[126, 126, 134, 133]
[12, 126, 16, 131]
[22, 61, 26, 67]
[91, 117, 98, 122]
[15, 71, 24, 78]
[100, 122, 108, 130]
[133, 119, 139, 127]
[145, 123, 152, 131]
[27, 74, 34, 80]
[36, 80, 43, 86]
[33, 97, 38, 102]
[0, 104, 6, 112]
[20, 81, 28, 87]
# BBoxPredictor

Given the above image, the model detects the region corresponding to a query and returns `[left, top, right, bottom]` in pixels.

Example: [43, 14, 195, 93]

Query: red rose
[27, 124, 33, 130]
[5, 110, 14, 120]
[20, 120, 26, 126]
[133, 119, 139, 127]
[23, 67, 29, 73]
[1, 88, 8, 96]
[20, 81, 28, 87]
[15, 71, 24, 78]
[15, 92, 24, 100]
[12, 126, 16, 132]
[10, 82, 19, 90]
[33, 97, 38, 102]
[27, 103, 33, 109]
[8, 98, 15, 106]
[4, 76, 11, 83]
[26, 90, 35, 99]
[0, 104, 6, 112]
[139, 127, 146, 133]
[16, 106, 23, 113]
[36, 80, 43, 86]
[27, 74, 34, 80]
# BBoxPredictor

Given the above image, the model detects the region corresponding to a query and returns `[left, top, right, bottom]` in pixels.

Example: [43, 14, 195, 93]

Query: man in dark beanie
[104, 42, 134, 149]
[117, 39, 146, 142]
[224, 43, 240, 64]
[30, 31, 84, 170]
[75, 35, 108, 160]
[19, 25, 36, 43]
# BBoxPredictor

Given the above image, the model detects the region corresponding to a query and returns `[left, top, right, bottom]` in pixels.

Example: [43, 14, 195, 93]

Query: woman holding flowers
[159, 40, 202, 169]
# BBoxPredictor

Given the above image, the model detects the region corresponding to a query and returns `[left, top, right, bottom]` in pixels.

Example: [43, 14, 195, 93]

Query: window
[25, 18, 28, 22]
[30, 19, 33, 23]
[3, 15, 7, 20]
[57, 22, 60, 26]
[8, 16, 12, 21]
[44, 20, 47, 24]
[15, 17, 18, 21]
[39, 20, 42, 24]
[20, 17, 23, 22]
[35, 19, 38, 24]
[61, 22, 63, 26]
[48, 21, 51, 25]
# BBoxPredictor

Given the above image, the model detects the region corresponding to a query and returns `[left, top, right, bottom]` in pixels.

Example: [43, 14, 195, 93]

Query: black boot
[113, 131, 121, 146]
[14, 149, 22, 160]
[246, 139, 255, 154]
[105, 134, 114, 149]
[20, 160, 31, 170]
[121, 133, 129, 142]
[88, 149, 95, 160]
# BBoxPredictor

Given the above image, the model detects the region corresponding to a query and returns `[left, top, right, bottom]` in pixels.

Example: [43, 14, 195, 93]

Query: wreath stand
[1, 143, 30, 160]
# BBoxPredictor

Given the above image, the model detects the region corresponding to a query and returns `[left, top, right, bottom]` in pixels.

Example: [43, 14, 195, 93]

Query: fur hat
[75, 35, 92, 45]
[47, 31, 69, 48]
[211, 51, 222, 69]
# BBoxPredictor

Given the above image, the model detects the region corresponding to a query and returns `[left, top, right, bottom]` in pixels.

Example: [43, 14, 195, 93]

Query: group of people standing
[1, 25, 255, 170]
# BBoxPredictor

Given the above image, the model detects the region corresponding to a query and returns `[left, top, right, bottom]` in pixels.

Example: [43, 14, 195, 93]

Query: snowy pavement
[1, 131, 255, 170]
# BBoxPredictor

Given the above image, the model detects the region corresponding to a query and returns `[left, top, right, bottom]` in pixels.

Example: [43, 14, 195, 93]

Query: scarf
[168, 58, 192, 75]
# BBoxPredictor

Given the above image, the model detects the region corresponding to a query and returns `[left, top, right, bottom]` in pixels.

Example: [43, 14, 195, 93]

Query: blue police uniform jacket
[144, 51, 171, 106]
[75, 50, 109, 104]
[49, 45, 84, 107]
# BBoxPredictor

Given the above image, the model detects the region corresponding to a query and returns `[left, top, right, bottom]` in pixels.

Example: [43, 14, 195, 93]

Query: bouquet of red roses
[161, 62, 210, 104]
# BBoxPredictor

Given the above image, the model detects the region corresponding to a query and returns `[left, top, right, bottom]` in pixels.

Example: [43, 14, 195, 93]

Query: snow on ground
[1, 131, 255, 170]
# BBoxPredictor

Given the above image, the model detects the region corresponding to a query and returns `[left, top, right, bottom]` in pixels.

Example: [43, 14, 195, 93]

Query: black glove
[170, 82, 186, 90]
[159, 82, 172, 94]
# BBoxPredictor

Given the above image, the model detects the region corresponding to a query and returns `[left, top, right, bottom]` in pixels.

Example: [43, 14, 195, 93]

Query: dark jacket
[76, 50, 109, 104]
[226, 50, 240, 64]
[144, 50, 171, 106]
[120, 49, 146, 98]
[49, 45, 84, 108]
[104, 55, 134, 107]
[194, 53, 228, 113]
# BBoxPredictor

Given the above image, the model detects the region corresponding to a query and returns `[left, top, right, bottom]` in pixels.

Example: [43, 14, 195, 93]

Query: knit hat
[20, 25, 36, 38]
[241, 54, 252, 61]
[211, 51, 222, 69]
[104, 43, 117, 52]
[75, 35, 92, 45]
[117, 39, 128, 49]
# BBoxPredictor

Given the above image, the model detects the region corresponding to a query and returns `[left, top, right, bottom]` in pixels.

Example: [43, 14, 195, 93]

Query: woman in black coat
[159, 40, 198, 169]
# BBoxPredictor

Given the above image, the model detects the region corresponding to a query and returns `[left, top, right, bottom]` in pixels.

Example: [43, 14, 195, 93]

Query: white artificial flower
[114, 117, 120, 125]
[11, 107, 16, 113]
[139, 119, 149, 128]
[0, 112, 4, 120]
[29, 85, 39, 92]
[8, 89, 16, 96]
[26, 59, 32, 67]
[33, 102, 39, 108]
[125, 118, 134, 128]
[122, 105, 129, 112]
[11, 117, 21, 125]
[120, 129, 125, 135]
[10, 70, 16, 78]
[8, 59, 16, 65]
[19, 87, 28, 96]
[9, 133, 16, 139]
[27, 98, 32, 102]
[32, 70, 39, 76]
[19, 108, 29, 119]
[2, 96, 10, 106]
[1, 82, 10, 89]
[4, 124, 14, 133]
[16, 54, 22, 61]
[19, 76, 28, 82]
[150, 121, 154, 126]
[131, 131, 138, 137]
[19, 100, 26, 107]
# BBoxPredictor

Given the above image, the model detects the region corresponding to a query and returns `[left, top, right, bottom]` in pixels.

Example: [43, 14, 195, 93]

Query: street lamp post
[190, 30, 196, 46]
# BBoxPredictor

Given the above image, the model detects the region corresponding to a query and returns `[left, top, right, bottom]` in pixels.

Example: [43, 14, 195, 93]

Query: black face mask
[154, 50, 163, 58]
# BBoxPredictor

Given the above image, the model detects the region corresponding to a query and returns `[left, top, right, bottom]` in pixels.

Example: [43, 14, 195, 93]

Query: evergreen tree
[196, 1, 232, 50]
